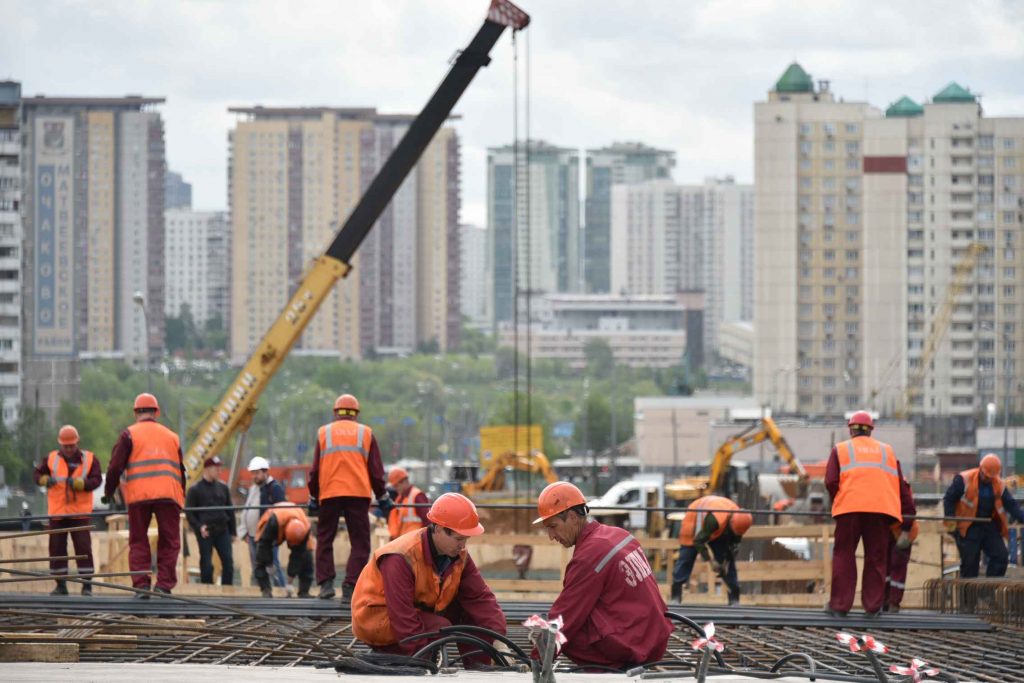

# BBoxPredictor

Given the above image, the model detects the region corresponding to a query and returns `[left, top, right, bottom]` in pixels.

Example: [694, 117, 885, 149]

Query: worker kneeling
[671, 495, 751, 605]
[535, 482, 673, 670]
[352, 493, 506, 666]
[255, 502, 314, 598]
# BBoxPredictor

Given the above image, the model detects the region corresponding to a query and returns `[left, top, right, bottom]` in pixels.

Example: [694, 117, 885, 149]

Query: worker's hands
[376, 496, 395, 517]
[200, 524, 210, 539]
[71, 478, 85, 492]
[100, 495, 111, 505]
[895, 531, 912, 551]
[492, 639, 513, 660]
[710, 560, 723, 575]
[943, 520, 957, 534]
[307, 497, 319, 516]
[38, 475, 53, 488]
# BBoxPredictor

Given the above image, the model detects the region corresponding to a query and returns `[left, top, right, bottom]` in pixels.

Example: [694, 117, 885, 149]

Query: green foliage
[56, 400, 121, 468]
[583, 337, 615, 378]
[165, 305, 228, 357]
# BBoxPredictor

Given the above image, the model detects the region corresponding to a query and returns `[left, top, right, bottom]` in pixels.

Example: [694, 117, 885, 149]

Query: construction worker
[352, 493, 506, 666]
[943, 453, 1024, 578]
[387, 466, 429, 540]
[237, 456, 286, 587]
[670, 495, 752, 605]
[254, 502, 314, 598]
[33, 425, 101, 595]
[534, 482, 673, 669]
[883, 472, 918, 613]
[825, 411, 914, 617]
[308, 393, 390, 602]
[184, 455, 235, 585]
[104, 393, 186, 598]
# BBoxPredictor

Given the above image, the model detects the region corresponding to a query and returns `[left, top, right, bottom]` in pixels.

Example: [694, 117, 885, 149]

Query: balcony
[0, 140, 18, 157]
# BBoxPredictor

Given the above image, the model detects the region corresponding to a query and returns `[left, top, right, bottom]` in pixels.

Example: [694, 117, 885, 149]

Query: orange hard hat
[284, 517, 310, 547]
[57, 425, 80, 446]
[730, 511, 753, 536]
[334, 393, 360, 413]
[427, 493, 484, 536]
[533, 481, 587, 525]
[388, 467, 409, 486]
[848, 410, 873, 429]
[134, 392, 160, 415]
[980, 453, 1002, 478]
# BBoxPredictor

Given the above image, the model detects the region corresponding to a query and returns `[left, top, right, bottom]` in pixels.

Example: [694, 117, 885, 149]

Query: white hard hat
[247, 456, 270, 472]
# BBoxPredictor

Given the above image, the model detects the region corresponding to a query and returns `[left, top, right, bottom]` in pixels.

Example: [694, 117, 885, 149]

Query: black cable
[410, 633, 511, 668]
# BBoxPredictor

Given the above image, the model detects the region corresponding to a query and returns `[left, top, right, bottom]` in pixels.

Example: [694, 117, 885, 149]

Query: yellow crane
[461, 451, 557, 498]
[181, 1, 531, 484]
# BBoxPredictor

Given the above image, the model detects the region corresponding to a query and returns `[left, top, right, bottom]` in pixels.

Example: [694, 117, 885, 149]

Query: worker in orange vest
[308, 393, 390, 602]
[824, 411, 915, 617]
[33, 425, 102, 596]
[104, 393, 186, 598]
[386, 467, 429, 540]
[352, 493, 506, 666]
[943, 453, 1024, 578]
[670, 495, 753, 605]
[254, 502, 314, 598]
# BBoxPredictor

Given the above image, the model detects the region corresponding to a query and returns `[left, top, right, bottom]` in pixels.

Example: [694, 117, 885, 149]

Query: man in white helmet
[238, 456, 287, 587]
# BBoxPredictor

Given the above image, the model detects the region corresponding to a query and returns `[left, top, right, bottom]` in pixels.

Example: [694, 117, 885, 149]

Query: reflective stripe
[594, 535, 634, 574]
[125, 470, 182, 483]
[960, 495, 975, 508]
[839, 439, 899, 477]
[889, 579, 906, 589]
[126, 458, 181, 470]
[323, 422, 368, 459]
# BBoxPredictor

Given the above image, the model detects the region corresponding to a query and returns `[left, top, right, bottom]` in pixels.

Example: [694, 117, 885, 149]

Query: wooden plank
[0, 642, 79, 662]
[0, 632, 136, 651]
[743, 524, 832, 540]
[487, 579, 563, 592]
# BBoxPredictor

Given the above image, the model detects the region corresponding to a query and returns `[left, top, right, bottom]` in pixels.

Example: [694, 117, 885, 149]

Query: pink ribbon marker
[835, 632, 889, 654]
[523, 614, 567, 654]
[691, 622, 725, 653]
[890, 658, 941, 681]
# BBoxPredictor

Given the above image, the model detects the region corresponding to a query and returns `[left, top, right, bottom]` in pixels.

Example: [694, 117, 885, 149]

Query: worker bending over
[387, 466, 429, 540]
[254, 502, 314, 598]
[34, 425, 102, 595]
[534, 482, 672, 670]
[943, 453, 1024, 578]
[671, 495, 752, 605]
[352, 493, 506, 666]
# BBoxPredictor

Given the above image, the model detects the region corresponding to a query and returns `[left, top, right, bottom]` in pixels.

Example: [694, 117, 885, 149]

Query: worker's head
[979, 453, 1002, 483]
[427, 493, 484, 557]
[133, 392, 160, 420]
[533, 481, 589, 548]
[847, 410, 874, 436]
[388, 466, 411, 494]
[248, 456, 270, 485]
[334, 393, 360, 418]
[284, 517, 310, 548]
[202, 455, 223, 482]
[729, 511, 753, 536]
[57, 425, 79, 457]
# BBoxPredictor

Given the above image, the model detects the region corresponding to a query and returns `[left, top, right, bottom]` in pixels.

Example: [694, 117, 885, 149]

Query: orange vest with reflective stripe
[256, 502, 312, 548]
[46, 450, 95, 517]
[388, 486, 425, 540]
[678, 495, 738, 546]
[318, 418, 373, 500]
[954, 467, 1008, 539]
[352, 528, 467, 646]
[122, 420, 184, 507]
[831, 437, 901, 521]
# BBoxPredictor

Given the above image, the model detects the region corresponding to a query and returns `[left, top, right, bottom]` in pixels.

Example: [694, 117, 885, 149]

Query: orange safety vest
[318, 419, 373, 500]
[256, 502, 313, 548]
[352, 528, 467, 646]
[46, 450, 95, 517]
[121, 420, 184, 507]
[954, 467, 1008, 539]
[388, 486, 425, 540]
[831, 437, 901, 521]
[678, 495, 738, 546]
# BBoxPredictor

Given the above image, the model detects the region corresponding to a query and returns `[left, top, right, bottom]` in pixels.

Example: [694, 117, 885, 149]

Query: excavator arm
[183, 1, 531, 483]
[706, 417, 806, 494]
[462, 451, 556, 497]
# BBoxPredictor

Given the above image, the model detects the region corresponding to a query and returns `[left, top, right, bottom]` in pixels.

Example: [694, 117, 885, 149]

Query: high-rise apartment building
[486, 140, 580, 327]
[754, 63, 1024, 426]
[21, 95, 166, 418]
[164, 209, 229, 326]
[228, 107, 460, 363]
[585, 143, 675, 293]
[459, 223, 487, 330]
[165, 170, 192, 210]
[0, 82, 21, 426]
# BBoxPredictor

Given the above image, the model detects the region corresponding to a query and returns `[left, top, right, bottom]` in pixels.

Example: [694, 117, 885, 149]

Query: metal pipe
[0, 555, 88, 564]
[0, 524, 95, 539]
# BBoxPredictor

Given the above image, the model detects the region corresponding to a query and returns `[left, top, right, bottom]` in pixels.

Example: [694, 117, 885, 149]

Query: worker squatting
[33, 396, 1024, 669]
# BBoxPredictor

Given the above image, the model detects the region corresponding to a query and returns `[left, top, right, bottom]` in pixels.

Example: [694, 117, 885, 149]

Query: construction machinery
[180, 1, 530, 485]
[461, 451, 557, 498]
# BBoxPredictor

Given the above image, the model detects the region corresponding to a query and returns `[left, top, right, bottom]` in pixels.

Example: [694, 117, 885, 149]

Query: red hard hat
[57, 425, 79, 446]
[134, 392, 160, 416]
[980, 453, 1002, 479]
[388, 467, 409, 487]
[533, 481, 587, 525]
[848, 410, 873, 429]
[427, 493, 484, 536]
[284, 517, 310, 547]
[730, 511, 753, 536]
[334, 394, 360, 413]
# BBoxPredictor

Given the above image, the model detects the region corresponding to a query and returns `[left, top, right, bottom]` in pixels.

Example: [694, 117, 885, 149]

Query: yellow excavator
[462, 451, 558, 498]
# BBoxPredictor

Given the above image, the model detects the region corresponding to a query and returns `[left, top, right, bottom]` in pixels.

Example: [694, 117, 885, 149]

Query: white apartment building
[164, 209, 229, 326]
[459, 223, 487, 329]
[0, 81, 20, 426]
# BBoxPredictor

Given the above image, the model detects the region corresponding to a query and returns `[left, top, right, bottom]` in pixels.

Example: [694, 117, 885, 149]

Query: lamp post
[132, 290, 153, 393]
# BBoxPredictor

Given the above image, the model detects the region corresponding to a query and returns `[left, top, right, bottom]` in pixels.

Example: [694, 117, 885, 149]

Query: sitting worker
[943, 453, 1024, 578]
[387, 466, 430, 541]
[254, 502, 314, 598]
[884, 473, 918, 613]
[534, 481, 673, 670]
[352, 493, 506, 667]
[670, 495, 752, 606]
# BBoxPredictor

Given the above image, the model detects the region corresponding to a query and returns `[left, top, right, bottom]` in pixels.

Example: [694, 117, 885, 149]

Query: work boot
[80, 582, 93, 597]
[133, 590, 151, 600]
[50, 581, 68, 596]
[887, 605, 900, 614]
[823, 606, 847, 618]
[863, 610, 881, 619]
[317, 579, 336, 600]
[261, 586, 273, 599]
[341, 582, 354, 605]
[297, 590, 313, 599]
[669, 582, 683, 604]
[153, 586, 171, 596]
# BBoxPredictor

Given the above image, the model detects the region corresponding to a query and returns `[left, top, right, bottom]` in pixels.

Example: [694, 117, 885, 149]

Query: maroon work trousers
[885, 539, 911, 609]
[829, 512, 895, 614]
[315, 496, 370, 587]
[128, 500, 181, 590]
[49, 517, 95, 576]
[374, 604, 495, 668]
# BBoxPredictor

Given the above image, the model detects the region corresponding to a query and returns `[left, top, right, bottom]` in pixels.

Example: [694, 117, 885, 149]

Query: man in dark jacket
[185, 456, 236, 585]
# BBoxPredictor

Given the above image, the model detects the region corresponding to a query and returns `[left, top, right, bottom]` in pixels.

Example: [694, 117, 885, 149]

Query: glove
[307, 497, 319, 515]
[895, 531, 912, 551]
[943, 520, 957, 534]
[39, 475, 53, 488]
[101, 495, 111, 505]
[710, 560, 723, 575]
[72, 478, 85, 492]
[493, 639, 513, 658]
[376, 496, 395, 517]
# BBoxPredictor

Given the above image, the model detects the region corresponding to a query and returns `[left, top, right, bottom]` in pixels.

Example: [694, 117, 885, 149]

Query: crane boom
[183, 0, 530, 482]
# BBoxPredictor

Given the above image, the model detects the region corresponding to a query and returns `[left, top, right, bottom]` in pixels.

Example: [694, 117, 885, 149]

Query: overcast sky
[3, 1, 1022, 226]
